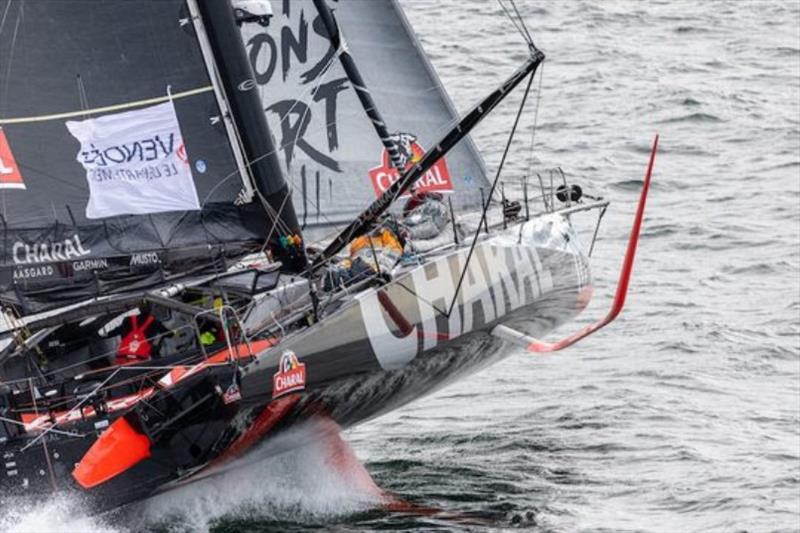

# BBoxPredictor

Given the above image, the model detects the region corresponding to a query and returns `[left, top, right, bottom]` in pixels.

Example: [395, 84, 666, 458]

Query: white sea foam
[0, 420, 383, 533]
[0, 493, 120, 533]
[129, 419, 383, 532]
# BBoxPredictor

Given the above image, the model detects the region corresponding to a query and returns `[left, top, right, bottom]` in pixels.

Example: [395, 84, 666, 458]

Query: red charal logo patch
[223, 383, 242, 405]
[272, 350, 306, 399]
[0, 128, 25, 189]
[368, 132, 452, 198]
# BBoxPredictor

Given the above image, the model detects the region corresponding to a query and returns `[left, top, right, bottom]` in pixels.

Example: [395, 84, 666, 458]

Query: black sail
[0, 1, 272, 312]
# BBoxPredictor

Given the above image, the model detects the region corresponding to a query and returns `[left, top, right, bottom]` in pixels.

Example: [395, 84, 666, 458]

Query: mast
[192, 0, 306, 272]
[311, 50, 545, 272]
[311, 0, 405, 170]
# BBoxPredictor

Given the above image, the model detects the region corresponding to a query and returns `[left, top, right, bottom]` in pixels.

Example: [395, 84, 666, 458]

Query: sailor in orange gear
[322, 217, 408, 291]
[349, 216, 407, 274]
[107, 303, 168, 365]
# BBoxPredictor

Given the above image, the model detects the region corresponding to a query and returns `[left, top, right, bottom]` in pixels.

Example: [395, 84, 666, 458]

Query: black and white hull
[0, 214, 590, 511]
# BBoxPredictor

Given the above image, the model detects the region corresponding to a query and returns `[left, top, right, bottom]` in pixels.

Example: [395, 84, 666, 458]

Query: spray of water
[0, 493, 121, 533]
[0, 419, 385, 533]
[132, 418, 385, 531]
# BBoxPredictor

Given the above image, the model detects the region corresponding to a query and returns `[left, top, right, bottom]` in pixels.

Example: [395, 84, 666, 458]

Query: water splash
[0, 419, 386, 533]
[129, 418, 385, 532]
[0, 493, 120, 533]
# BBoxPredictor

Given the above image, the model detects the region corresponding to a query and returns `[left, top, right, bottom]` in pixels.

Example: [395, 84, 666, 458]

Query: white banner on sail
[66, 101, 200, 219]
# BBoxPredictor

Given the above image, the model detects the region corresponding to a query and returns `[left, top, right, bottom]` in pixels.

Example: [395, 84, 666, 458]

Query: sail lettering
[362, 244, 555, 369]
[281, 10, 308, 82]
[12, 235, 91, 265]
[267, 100, 341, 172]
[301, 10, 339, 84]
[130, 253, 160, 266]
[79, 135, 176, 168]
[248, 1, 346, 173]
[249, 34, 277, 85]
[13, 265, 55, 281]
[73, 259, 109, 272]
[315, 78, 349, 152]
[368, 137, 453, 198]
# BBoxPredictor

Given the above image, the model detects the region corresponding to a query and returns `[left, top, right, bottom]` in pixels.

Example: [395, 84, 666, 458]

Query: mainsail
[241, 0, 491, 235]
[0, 1, 272, 312]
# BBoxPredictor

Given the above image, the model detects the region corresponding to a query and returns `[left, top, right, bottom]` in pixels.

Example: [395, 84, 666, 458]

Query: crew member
[322, 216, 408, 291]
[349, 216, 407, 275]
[108, 303, 168, 365]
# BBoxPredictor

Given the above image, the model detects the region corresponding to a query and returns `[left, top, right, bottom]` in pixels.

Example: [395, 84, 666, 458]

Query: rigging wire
[445, 68, 538, 318]
[508, 0, 536, 48]
[0, 0, 12, 40]
[526, 60, 545, 181]
[0, 413, 84, 437]
[20, 366, 123, 451]
[0, 2, 21, 120]
[260, 183, 294, 256]
[76, 75, 89, 117]
[497, 0, 534, 49]
[388, 64, 540, 320]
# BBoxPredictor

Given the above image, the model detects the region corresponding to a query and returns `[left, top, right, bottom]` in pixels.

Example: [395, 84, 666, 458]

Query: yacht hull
[0, 216, 591, 511]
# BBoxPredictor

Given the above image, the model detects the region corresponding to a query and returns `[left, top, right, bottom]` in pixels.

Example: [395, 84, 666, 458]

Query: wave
[658, 112, 724, 124]
[771, 46, 800, 57]
[674, 25, 711, 34]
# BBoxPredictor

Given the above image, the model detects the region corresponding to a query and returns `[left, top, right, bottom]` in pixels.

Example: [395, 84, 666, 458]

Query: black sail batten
[311, 0, 405, 171]
[311, 50, 545, 271]
[0, 0, 281, 313]
[193, 0, 306, 273]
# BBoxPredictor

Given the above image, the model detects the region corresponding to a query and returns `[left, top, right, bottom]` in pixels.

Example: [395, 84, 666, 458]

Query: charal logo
[0, 127, 25, 190]
[13, 234, 91, 265]
[272, 350, 306, 399]
[222, 383, 242, 405]
[367, 132, 452, 198]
